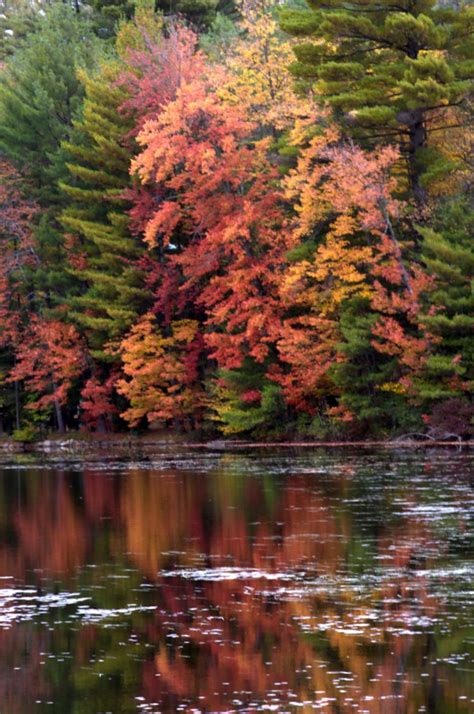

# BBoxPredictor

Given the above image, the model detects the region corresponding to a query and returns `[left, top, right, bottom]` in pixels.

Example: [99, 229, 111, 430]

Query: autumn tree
[117, 16, 207, 261]
[116, 314, 204, 429]
[130, 72, 294, 432]
[218, 0, 306, 135]
[80, 372, 118, 431]
[8, 318, 85, 434]
[277, 138, 433, 433]
[118, 18, 205, 135]
[0, 161, 39, 433]
[0, 0, 469, 440]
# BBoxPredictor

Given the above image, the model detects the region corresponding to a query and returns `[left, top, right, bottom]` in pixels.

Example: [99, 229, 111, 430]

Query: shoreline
[0, 433, 472, 453]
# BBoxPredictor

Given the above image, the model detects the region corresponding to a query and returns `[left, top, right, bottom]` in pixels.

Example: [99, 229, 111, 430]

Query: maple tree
[218, 0, 307, 135]
[118, 19, 206, 136]
[117, 17, 210, 324]
[134, 77, 292, 353]
[8, 318, 85, 433]
[131, 71, 296, 431]
[80, 372, 118, 432]
[116, 313, 204, 429]
[275, 138, 435, 432]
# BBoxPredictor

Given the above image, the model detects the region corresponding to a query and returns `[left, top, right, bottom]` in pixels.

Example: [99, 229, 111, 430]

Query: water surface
[0, 447, 472, 713]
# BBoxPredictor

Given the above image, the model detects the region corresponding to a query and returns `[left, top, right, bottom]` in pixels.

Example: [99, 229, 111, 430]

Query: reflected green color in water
[0, 448, 471, 713]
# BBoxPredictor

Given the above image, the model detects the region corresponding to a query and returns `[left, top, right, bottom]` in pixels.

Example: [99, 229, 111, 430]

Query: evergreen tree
[60, 63, 147, 359]
[87, 0, 135, 37]
[0, 3, 100, 204]
[89, 0, 134, 19]
[154, 0, 219, 28]
[0, 3, 101, 311]
[281, 0, 474, 203]
[417, 197, 474, 399]
[212, 361, 287, 436]
[0, 0, 45, 60]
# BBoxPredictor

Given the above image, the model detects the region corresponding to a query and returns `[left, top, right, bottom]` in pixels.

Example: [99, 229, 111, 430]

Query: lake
[0, 446, 472, 713]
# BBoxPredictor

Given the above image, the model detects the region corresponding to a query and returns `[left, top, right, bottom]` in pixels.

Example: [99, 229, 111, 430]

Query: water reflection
[0, 449, 471, 712]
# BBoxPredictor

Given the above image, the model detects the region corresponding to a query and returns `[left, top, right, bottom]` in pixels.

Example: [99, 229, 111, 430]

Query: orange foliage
[116, 313, 204, 427]
[275, 141, 433, 410]
[133, 75, 292, 372]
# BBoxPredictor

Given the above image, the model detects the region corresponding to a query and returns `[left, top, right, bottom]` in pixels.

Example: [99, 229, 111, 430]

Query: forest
[0, 0, 472, 441]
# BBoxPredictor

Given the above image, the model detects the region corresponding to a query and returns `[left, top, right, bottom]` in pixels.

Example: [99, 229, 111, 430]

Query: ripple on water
[0, 587, 156, 628]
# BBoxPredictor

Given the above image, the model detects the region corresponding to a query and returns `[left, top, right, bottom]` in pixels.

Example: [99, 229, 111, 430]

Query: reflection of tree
[122, 470, 207, 578]
[0, 455, 471, 713]
[15, 473, 88, 575]
[118, 464, 473, 713]
[0, 627, 52, 714]
[0, 469, 122, 580]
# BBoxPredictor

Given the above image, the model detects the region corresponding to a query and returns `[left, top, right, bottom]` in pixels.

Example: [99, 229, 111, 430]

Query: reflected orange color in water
[0, 454, 470, 713]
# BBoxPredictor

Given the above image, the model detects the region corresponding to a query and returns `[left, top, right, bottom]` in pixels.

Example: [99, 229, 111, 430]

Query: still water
[0, 447, 472, 713]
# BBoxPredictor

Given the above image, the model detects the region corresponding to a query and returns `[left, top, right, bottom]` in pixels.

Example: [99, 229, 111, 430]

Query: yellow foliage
[217, 0, 312, 132]
[116, 1, 163, 58]
[281, 235, 373, 318]
[378, 382, 408, 395]
[116, 314, 204, 427]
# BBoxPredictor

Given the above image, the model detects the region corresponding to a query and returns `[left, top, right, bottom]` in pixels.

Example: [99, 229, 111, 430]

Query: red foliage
[133, 76, 292, 370]
[118, 24, 206, 136]
[0, 160, 39, 346]
[275, 142, 435, 409]
[80, 373, 118, 431]
[9, 318, 85, 412]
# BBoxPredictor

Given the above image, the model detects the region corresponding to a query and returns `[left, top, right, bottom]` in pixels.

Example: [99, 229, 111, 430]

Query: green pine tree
[60, 63, 147, 359]
[0, 4, 102, 311]
[211, 359, 287, 436]
[0, 3, 100, 204]
[154, 0, 219, 28]
[0, 0, 44, 60]
[280, 0, 474, 203]
[87, 0, 135, 37]
[417, 197, 474, 400]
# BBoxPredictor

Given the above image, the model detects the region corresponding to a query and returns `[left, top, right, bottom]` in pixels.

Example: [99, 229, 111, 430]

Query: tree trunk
[14, 380, 20, 431]
[407, 110, 427, 207]
[54, 399, 65, 435]
[96, 415, 107, 434]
